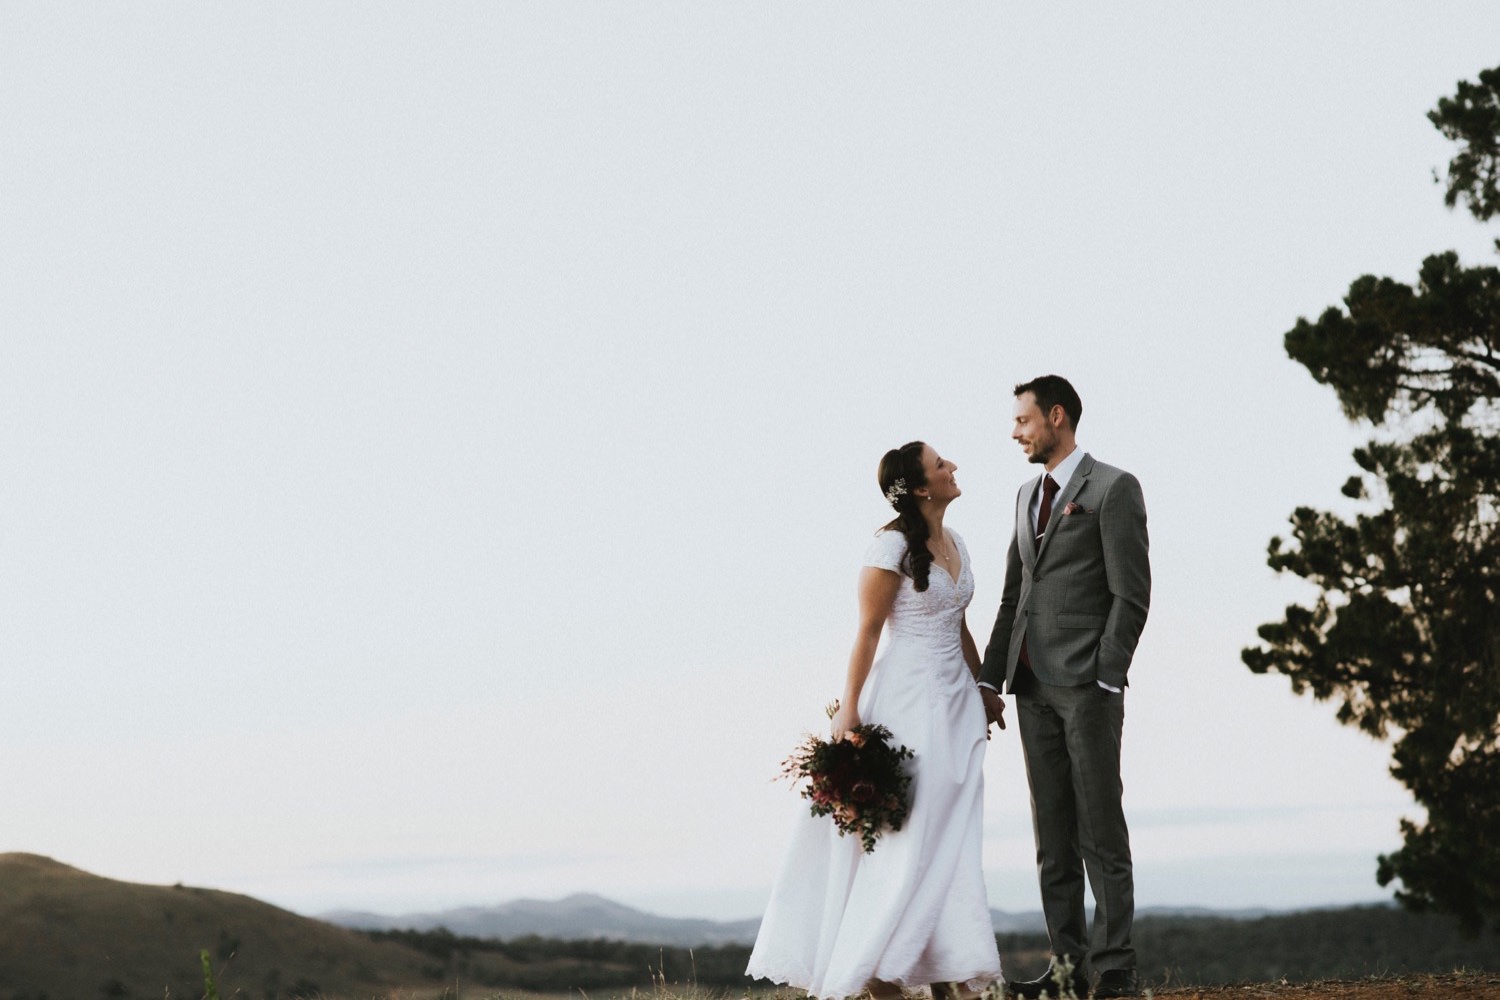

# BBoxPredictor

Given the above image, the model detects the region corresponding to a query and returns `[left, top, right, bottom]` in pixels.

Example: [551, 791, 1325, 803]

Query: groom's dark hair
[1015, 375, 1082, 430]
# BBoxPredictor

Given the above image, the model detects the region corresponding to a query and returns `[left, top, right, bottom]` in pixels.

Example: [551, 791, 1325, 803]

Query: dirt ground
[480, 974, 1500, 1000]
[1149, 971, 1500, 1000]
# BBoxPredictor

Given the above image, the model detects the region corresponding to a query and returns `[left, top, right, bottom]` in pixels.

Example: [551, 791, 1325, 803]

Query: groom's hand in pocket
[979, 687, 1006, 734]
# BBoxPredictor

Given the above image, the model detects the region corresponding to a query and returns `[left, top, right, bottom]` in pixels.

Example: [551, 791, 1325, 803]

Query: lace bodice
[863, 528, 974, 650]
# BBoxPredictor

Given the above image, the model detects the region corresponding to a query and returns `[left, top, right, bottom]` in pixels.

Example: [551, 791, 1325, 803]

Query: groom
[978, 375, 1150, 1000]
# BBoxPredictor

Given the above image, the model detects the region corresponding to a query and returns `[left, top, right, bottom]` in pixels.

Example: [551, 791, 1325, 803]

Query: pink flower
[777, 720, 914, 853]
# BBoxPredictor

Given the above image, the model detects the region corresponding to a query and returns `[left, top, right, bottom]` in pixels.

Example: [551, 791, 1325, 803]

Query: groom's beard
[1026, 429, 1060, 465]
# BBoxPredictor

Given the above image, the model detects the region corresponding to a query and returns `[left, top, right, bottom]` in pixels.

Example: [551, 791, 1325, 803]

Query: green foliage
[1001, 907, 1500, 986]
[1430, 66, 1500, 223]
[199, 948, 220, 1000]
[780, 723, 915, 853]
[363, 928, 759, 991]
[1281, 253, 1500, 425]
[1244, 66, 1500, 932]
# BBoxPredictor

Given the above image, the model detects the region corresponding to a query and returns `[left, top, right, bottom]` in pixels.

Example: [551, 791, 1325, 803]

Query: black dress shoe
[1092, 968, 1140, 998]
[1005, 963, 1089, 999]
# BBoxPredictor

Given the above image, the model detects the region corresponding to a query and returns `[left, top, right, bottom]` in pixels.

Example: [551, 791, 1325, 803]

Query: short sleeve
[863, 529, 907, 573]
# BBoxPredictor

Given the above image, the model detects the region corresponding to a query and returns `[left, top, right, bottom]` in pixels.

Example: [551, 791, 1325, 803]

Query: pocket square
[1062, 502, 1092, 515]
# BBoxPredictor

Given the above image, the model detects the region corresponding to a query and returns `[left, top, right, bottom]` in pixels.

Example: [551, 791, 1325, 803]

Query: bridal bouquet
[778, 704, 914, 853]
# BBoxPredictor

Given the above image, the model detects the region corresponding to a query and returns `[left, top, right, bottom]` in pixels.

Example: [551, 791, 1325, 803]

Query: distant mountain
[323, 891, 762, 946]
[0, 852, 449, 999]
[323, 896, 1291, 945]
[1138, 904, 1277, 921]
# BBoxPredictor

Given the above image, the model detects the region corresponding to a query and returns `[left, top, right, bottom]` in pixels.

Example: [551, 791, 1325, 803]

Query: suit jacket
[980, 453, 1150, 691]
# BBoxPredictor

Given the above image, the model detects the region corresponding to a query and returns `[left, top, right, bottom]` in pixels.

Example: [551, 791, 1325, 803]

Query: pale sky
[3, 4, 1499, 924]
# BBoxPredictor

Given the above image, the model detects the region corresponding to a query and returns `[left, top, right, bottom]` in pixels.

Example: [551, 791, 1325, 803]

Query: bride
[747, 441, 1004, 999]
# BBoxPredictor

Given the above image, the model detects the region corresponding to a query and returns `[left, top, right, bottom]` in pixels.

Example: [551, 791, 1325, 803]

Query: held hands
[979, 687, 1007, 737]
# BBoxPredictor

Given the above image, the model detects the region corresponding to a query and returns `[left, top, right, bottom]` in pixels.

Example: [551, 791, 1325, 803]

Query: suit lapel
[1035, 453, 1094, 564]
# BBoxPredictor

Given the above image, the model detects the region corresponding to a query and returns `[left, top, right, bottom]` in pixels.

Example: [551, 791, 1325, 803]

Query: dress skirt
[746, 603, 1003, 999]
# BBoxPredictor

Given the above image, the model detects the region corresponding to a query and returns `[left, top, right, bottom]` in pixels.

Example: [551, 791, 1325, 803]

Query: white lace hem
[746, 961, 1003, 1000]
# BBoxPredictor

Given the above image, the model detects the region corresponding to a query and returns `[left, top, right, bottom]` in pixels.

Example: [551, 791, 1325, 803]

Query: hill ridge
[319, 893, 1304, 944]
[0, 852, 439, 999]
[322, 890, 764, 947]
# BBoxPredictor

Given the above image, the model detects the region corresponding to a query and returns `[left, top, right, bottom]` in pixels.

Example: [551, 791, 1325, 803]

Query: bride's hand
[830, 703, 862, 741]
[979, 687, 1006, 734]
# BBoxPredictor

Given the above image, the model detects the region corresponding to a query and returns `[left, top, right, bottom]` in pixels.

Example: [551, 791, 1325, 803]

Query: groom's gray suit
[980, 452, 1150, 975]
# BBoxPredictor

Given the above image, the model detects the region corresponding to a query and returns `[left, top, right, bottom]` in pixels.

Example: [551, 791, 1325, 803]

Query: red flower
[776, 722, 915, 853]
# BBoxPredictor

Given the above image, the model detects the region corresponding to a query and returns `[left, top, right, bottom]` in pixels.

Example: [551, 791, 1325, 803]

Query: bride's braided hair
[877, 441, 933, 593]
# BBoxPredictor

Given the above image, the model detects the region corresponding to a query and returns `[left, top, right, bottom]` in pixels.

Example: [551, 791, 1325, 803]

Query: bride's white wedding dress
[747, 528, 1002, 999]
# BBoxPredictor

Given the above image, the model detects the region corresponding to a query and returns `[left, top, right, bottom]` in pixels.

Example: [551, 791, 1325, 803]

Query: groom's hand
[979, 687, 1006, 732]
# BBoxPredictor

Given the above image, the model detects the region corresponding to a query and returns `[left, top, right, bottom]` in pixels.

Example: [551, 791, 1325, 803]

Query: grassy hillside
[372, 909, 1500, 994]
[975, 905, 1500, 989]
[0, 852, 448, 999]
[2, 852, 1496, 999]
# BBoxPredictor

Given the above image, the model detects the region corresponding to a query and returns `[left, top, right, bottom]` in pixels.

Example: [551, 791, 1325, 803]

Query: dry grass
[446, 973, 1500, 1000]
[1148, 971, 1500, 999]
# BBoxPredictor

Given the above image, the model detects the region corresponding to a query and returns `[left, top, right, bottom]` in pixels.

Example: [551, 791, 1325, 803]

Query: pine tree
[1243, 66, 1500, 933]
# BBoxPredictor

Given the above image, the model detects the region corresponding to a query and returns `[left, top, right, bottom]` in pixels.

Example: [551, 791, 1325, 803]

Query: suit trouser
[1014, 674, 1135, 973]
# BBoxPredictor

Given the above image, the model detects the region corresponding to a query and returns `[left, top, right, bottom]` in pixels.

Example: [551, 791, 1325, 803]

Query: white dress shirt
[1030, 445, 1086, 530]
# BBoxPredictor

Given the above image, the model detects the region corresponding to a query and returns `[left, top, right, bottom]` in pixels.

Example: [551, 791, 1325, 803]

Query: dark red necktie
[1035, 473, 1060, 540]
[1018, 474, 1060, 675]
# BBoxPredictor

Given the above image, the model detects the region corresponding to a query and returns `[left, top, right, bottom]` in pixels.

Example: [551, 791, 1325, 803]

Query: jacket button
[1034, 575, 1043, 583]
